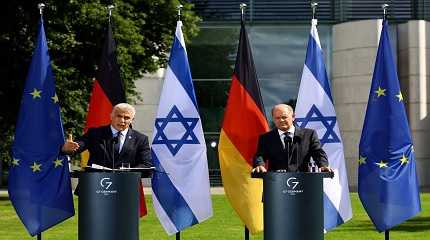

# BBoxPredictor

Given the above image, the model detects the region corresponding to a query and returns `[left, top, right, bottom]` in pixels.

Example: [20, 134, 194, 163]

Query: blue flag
[295, 19, 352, 231]
[358, 20, 421, 232]
[8, 18, 75, 236]
[151, 21, 213, 235]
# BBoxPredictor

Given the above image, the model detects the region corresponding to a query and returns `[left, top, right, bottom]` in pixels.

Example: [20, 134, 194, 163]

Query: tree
[0, 0, 200, 176]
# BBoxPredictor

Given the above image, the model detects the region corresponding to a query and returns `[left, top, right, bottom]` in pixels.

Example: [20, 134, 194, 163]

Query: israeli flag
[151, 21, 213, 235]
[295, 19, 352, 230]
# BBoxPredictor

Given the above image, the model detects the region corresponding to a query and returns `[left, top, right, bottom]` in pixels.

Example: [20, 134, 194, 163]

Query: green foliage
[0, 0, 200, 165]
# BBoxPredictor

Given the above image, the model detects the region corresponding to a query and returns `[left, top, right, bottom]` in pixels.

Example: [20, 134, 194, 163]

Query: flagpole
[108, 4, 114, 23]
[383, 5, 389, 240]
[311, 1, 318, 20]
[174, 4, 183, 240]
[241, 5, 249, 239]
[240, 3, 247, 22]
[35, 0, 43, 236]
[177, 4, 183, 21]
[239, 1, 252, 235]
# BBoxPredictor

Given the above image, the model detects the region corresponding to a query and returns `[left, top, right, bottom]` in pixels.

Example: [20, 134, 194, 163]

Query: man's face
[272, 106, 295, 132]
[111, 108, 134, 131]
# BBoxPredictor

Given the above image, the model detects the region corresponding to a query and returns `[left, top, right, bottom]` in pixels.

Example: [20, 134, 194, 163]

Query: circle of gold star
[358, 156, 367, 165]
[30, 88, 42, 99]
[30, 162, 42, 172]
[11, 158, 20, 167]
[400, 155, 409, 165]
[375, 87, 386, 97]
[396, 91, 403, 102]
[376, 160, 388, 168]
[51, 94, 59, 103]
[53, 159, 63, 168]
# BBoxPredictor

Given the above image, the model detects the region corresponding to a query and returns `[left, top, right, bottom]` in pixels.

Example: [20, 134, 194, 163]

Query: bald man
[62, 103, 152, 169]
[253, 104, 331, 173]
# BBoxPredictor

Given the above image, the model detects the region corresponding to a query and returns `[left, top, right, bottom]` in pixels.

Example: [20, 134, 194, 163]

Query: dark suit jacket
[76, 125, 152, 169]
[253, 127, 328, 172]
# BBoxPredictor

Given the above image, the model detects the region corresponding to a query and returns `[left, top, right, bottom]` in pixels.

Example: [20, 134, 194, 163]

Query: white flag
[295, 19, 352, 230]
[151, 21, 213, 235]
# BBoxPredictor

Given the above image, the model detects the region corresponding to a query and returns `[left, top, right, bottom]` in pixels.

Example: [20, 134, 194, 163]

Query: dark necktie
[113, 132, 121, 154]
[283, 133, 291, 157]
[284, 133, 297, 171]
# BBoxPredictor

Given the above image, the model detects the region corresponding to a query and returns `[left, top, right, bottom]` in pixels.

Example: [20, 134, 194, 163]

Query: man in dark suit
[253, 104, 332, 173]
[62, 103, 152, 169]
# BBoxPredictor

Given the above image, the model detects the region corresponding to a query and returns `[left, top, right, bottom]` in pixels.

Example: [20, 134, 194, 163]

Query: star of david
[295, 105, 340, 146]
[153, 105, 200, 156]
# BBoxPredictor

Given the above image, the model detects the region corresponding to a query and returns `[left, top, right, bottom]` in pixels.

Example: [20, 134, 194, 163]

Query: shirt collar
[277, 126, 295, 137]
[110, 125, 129, 137]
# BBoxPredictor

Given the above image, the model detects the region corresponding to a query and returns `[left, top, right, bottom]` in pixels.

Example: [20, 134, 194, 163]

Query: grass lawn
[0, 193, 428, 240]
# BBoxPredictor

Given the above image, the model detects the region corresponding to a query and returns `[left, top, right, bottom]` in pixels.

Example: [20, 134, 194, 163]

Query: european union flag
[8, 18, 75, 236]
[358, 20, 421, 232]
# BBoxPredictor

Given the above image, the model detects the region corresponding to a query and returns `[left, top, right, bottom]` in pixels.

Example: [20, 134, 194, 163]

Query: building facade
[134, 1, 430, 188]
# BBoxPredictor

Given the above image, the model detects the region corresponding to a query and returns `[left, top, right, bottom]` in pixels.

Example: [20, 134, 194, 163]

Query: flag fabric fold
[8, 18, 75, 236]
[151, 21, 213, 235]
[295, 19, 352, 231]
[358, 20, 421, 232]
[218, 19, 269, 234]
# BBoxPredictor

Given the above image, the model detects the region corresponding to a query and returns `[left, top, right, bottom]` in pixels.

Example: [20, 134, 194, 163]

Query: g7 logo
[286, 177, 299, 189]
[100, 178, 113, 190]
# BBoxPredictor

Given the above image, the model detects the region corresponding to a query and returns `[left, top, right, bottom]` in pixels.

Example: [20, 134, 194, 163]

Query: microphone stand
[112, 135, 118, 171]
[102, 140, 107, 172]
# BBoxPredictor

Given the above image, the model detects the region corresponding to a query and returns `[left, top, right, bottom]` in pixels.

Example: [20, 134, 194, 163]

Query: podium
[78, 172, 140, 240]
[253, 172, 333, 240]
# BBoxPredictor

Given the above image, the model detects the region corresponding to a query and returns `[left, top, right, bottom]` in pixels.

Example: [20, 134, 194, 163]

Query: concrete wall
[133, 68, 165, 138]
[332, 19, 382, 188]
[398, 20, 430, 187]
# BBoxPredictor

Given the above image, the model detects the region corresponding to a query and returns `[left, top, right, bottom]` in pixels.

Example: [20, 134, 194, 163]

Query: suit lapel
[102, 126, 114, 161]
[270, 129, 284, 153]
[119, 129, 134, 157]
[293, 127, 304, 165]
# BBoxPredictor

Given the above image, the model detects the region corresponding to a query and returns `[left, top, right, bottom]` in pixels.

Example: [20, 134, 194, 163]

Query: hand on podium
[319, 166, 334, 173]
[252, 165, 267, 173]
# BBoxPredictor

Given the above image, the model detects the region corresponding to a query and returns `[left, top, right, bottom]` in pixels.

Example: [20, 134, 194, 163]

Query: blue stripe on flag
[304, 35, 333, 103]
[323, 193, 344, 230]
[151, 150, 199, 231]
[168, 36, 198, 108]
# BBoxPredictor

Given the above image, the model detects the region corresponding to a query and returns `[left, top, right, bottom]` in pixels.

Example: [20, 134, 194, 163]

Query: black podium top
[70, 167, 154, 178]
[251, 171, 334, 179]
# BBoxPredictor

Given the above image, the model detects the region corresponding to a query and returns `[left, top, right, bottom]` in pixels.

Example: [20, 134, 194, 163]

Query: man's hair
[112, 103, 136, 118]
[271, 104, 294, 116]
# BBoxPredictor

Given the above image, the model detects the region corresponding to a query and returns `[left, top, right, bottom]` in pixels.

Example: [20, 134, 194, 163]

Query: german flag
[81, 20, 125, 151]
[82, 20, 147, 217]
[218, 19, 269, 234]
